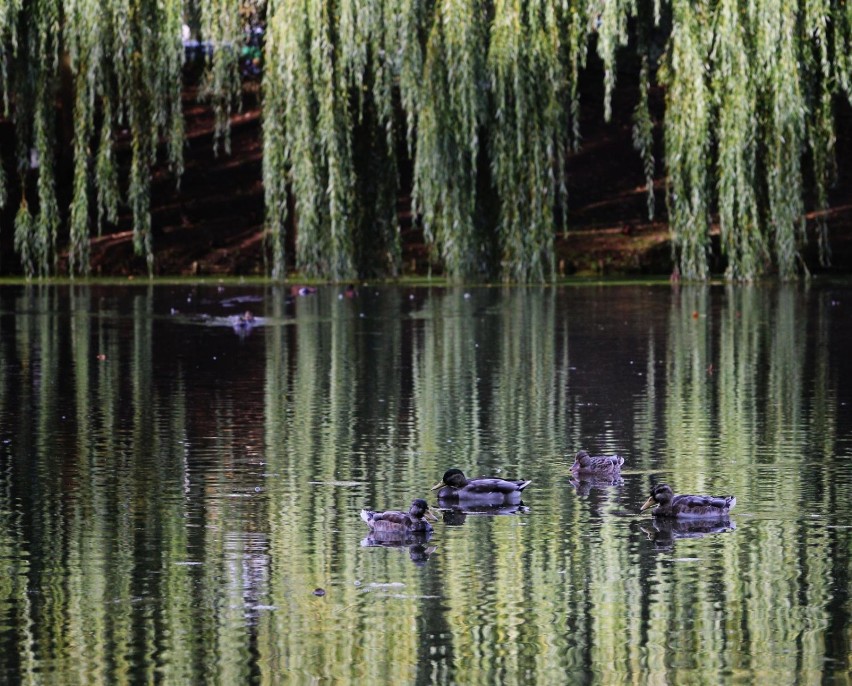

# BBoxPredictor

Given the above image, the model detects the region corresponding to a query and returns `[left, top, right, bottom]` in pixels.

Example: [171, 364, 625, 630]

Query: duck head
[431, 468, 468, 490]
[573, 450, 591, 468]
[409, 498, 439, 521]
[640, 483, 674, 512]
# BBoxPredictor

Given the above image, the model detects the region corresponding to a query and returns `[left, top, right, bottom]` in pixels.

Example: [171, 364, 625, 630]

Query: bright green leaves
[414, 0, 488, 280]
[712, 0, 764, 280]
[200, 0, 242, 156]
[1, 0, 850, 281]
[662, 0, 847, 280]
[488, 0, 572, 281]
[663, 0, 711, 280]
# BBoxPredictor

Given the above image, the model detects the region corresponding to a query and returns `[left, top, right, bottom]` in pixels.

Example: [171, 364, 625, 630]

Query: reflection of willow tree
[663, 286, 714, 491]
[1, 286, 851, 682]
[3, 3, 852, 279]
[259, 288, 435, 683]
[651, 284, 842, 682]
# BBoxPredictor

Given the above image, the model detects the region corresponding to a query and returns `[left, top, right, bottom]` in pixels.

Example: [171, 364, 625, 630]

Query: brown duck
[360, 498, 438, 533]
[571, 449, 624, 477]
[639, 483, 736, 519]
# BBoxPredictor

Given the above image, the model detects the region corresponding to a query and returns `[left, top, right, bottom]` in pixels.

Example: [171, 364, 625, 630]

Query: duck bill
[430, 481, 445, 491]
[639, 496, 657, 512]
[424, 508, 440, 522]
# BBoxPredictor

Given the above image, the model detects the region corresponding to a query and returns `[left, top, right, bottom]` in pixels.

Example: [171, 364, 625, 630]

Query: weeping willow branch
[662, 0, 711, 281]
[1, 0, 850, 281]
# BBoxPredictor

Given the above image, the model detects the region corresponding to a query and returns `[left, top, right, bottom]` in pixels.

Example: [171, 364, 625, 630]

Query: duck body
[432, 468, 531, 505]
[360, 498, 437, 534]
[640, 483, 736, 519]
[571, 450, 624, 477]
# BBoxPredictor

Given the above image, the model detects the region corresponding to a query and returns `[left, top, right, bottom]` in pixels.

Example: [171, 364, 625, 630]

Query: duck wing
[671, 494, 736, 517]
[361, 509, 410, 529]
[465, 478, 532, 495]
[572, 454, 624, 475]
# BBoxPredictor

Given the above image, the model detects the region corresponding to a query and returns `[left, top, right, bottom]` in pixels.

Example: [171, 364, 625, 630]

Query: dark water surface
[0, 282, 851, 684]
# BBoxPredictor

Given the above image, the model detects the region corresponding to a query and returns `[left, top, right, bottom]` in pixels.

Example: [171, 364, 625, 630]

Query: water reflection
[636, 517, 737, 550]
[439, 503, 531, 526]
[0, 283, 850, 683]
[569, 475, 625, 496]
[360, 531, 438, 568]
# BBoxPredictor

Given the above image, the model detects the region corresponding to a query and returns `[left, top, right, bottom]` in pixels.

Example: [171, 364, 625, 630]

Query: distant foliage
[1, 0, 851, 279]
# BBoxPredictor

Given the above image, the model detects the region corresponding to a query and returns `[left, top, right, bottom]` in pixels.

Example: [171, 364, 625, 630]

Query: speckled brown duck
[431, 468, 531, 505]
[360, 498, 438, 533]
[639, 483, 736, 519]
[571, 449, 625, 477]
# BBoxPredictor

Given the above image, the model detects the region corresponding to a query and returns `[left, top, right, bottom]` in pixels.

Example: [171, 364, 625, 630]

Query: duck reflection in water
[638, 517, 736, 550]
[360, 530, 437, 567]
[569, 474, 625, 496]
[440, 503, 530, 526]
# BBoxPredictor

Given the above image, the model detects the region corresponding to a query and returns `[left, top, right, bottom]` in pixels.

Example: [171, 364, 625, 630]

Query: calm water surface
[0, 282, 851, 684]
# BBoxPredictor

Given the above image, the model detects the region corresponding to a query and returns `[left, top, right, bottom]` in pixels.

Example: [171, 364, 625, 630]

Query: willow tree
[2, 0, 852, 281]
[661, 0, 851, 280]
[0, 0, 236, 277]
[261, 0, 588, 281]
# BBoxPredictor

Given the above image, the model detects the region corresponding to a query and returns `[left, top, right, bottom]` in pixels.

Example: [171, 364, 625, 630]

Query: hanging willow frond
[662, 0, 711, 280]
[802, 0, 835, 268]
[262, 1, 289, 279]
[414, 0, 488, 281]
[756, 0, 806, 280]
[488, 0, 570, 281]
[0, 0, 850, 281]
[633, 55, 655, 222]
[711, 0, 765, 281]
[14, 196, 35, 277]
[95, 97, 119, 233]
[200, 0, 242, 156]
[595, 0, 636, 122]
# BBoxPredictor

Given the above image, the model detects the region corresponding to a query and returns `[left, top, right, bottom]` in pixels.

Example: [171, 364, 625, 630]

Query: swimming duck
[360, 498, 438, 534]
[431, 468, 531, 505]
[639, 483, 736, 519]
[571, 449, 624, 477]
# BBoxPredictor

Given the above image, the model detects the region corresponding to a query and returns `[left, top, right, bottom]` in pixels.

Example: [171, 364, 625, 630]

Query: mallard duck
[571, 449, 624, 477]
[639, 483, 736, 519]
[431, 468, 531, 505]
[360, 498, 438, 534]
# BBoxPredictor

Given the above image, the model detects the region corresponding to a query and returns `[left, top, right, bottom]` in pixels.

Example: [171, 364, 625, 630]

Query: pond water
[0, 282, 851, 684]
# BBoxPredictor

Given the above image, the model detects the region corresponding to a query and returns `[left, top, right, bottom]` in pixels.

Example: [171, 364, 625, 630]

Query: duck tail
[519, 480, 532, 491]
[726, 496, 736, 510]
[360, 510, 374, 524]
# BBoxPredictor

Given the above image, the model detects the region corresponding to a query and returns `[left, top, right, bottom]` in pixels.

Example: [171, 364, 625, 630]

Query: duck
[571, 449, 624, 477]
[431, 468, 531, 505]
[360, 498, 438, 534]
[232, 310, 257, 333]
[639, 483, 736, 519]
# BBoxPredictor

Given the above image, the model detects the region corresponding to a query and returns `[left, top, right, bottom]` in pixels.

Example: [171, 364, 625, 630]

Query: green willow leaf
[0, 0, 849, 280]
